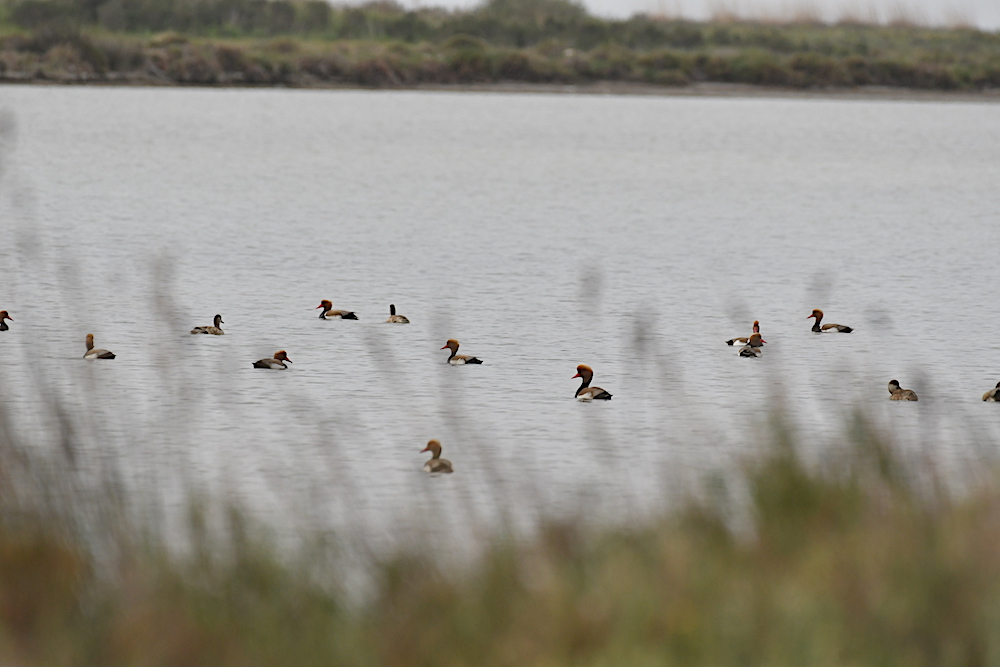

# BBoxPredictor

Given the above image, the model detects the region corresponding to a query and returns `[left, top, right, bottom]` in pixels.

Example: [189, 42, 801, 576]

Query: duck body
[983, 382, 1000, 402]
[808, 309, 853, 333]
[573, 364, 612, 401]
[83, 334, 115, 359]
[0, 311, 11, 331]
[385, 304, 409, 324]
[317, 300, 358, 320]
[888, 380, 918, 401]
[253, 350, 292, 369]
[191, 314, 224, 335]
[421, 440, 453, 473]
[738, 333, 765, 358]
[726, 320, 759, 346]
[441, 339, 482, 365]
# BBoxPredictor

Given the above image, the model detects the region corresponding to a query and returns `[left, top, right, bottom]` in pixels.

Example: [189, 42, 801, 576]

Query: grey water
[0, 86, 998, 545]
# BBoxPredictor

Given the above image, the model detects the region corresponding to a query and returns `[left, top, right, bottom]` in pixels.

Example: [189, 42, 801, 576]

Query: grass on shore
[3, 412, 1000, 666]
[1, 26, 998, 90]
[0, 0, 998, 90]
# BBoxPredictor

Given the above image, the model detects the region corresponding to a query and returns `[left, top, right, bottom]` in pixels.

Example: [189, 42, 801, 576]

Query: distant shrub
[844, 55, 873, 84]
[297, 52, 341, 78]
[647, 68, 689, 85]
[724, 50, 792, 85]
[299, 0, 331, 32]
[585, 43, 635, 80]
[214, 44, 247, 72]
[636, 49, 689, 72]
[871, 59, 958, 88]
[95, 36, 145, 70]
[353, 56, 400, 85]
[149, 31, 187, 47]
[8, 0, 77, 28]
[446, 47, 494, 81]
[789, 52, 848, 86]
[662, 21, 704, 48]
[441, 33, 488, 50]
[265, 36, 299, 53]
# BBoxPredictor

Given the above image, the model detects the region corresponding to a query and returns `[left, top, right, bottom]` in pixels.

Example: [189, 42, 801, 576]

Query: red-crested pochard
[385, 304, 409, 324]
[253, 350, 292, 369]
[0, 311, 11, 331]
[726, 320, 760, 346]
[421, 439, 453, 473]
[84, 334, 115, 359]
[317, 300, 358, 320]
[191, 314, 224, 335]
[738, 332, 766, 357]
[888, 380, 918, 401]
[573, 364, 613, 400]
[982, 382, 1000, 402]
[808, 309, 853, 333]
[441, 339, 482, 365]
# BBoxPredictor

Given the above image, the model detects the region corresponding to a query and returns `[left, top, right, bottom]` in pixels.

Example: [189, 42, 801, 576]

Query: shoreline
[3, 77, 999, 102]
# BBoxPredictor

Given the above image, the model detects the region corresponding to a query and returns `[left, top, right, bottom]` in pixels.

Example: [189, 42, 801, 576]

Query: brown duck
[441, 339, 482, 365]
[83, 334, 115, 359]
[573, 364, 612, 400]
[726, 320, 759, 346]
[808, 309, 853, 333]
[421, 440, 453, 473]
[317, 300, 358, 320]
[888, 380, 918, 401]
[253, 350, 292, 369]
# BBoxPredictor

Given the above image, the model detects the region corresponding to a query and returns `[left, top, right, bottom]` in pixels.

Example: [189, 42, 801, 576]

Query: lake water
[0, 86, 998, 546]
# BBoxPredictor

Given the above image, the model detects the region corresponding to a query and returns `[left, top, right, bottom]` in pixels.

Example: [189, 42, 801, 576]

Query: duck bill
[572, 373, 581, 378]
[440, 345, 448, 350]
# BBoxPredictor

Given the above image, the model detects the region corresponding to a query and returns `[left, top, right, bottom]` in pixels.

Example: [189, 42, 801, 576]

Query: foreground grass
[3, 418, 1000, 665]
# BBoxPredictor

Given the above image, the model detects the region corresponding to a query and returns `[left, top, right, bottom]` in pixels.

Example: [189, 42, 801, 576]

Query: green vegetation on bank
[0, 0, 998, 89]
[4, 414, 1000, 665]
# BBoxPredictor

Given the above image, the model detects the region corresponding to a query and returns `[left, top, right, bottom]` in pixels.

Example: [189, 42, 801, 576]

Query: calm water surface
[0, 87, 998, 544]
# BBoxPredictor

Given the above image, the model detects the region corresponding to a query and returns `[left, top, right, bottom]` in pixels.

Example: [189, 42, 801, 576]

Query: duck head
[421, 439, 443, 459]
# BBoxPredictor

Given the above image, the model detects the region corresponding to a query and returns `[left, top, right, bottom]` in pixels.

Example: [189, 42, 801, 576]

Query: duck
[888, 379, 918, 401]
[573, 364, 612, 400]
[83, 334, 115, 359]
[441, 339, 482, 365]
[738, 332, 766, 357]
[253, 350, 292, 369]
[808, 309, 853, 333]
[385, 304, 409, 324]
[983, 382, 1000, 402]
[421, 439, 453, 473]
[316, 300, 358, 320]
[191, 314, 224, 335]
[726, 320, 760, 346]
[0, 311, 11, 331]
